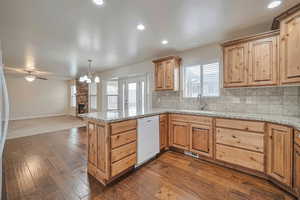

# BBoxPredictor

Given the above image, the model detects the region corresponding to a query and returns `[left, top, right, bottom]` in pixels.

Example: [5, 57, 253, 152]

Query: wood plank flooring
[3, 127, 295, 200]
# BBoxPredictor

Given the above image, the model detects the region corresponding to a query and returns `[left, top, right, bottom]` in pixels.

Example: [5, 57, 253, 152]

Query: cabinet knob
[270, 135, 273, 139]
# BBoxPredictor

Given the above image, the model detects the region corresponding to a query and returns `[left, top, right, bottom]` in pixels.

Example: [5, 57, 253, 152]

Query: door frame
[118, 74, 148, 114]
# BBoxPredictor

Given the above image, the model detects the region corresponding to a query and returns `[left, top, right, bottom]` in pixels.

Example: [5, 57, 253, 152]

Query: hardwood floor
[4, 127, 295, 200]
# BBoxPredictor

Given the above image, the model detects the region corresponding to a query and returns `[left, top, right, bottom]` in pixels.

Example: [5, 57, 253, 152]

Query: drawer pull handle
[232, 135, 237, 139]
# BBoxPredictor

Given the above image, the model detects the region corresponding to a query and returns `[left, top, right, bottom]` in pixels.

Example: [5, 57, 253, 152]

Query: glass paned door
[127, 82, 137, 115]
[120, 75, 147, 115]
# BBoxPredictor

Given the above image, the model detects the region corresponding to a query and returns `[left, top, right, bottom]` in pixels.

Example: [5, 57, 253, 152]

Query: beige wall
[6, 76, 69, 120]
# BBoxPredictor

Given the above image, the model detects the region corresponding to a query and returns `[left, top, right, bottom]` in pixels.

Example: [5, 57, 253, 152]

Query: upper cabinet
[222, 8, 300, 88]
[280, 10, 300, 84]
[222, 31, 279, 88]
[223, 43, 249, 87]
[248, 36, 279, 86]
[153, 56, 181, 91]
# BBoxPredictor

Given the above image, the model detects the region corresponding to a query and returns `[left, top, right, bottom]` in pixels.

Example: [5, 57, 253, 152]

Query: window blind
[202, 62, 219, 97]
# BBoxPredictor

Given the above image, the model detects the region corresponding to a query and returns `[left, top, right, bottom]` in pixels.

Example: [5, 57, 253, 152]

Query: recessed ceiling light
[161, 40, 168, 45]
[137, 24, 145, 31]
[93, 0, 104, 6]
[268, 0, 282, 9]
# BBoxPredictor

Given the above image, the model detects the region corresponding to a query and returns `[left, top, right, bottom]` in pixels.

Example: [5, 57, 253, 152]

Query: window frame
[104, 80, 119, 111]
[183, 62, 220, 98]
[70, 85, 77, 108]
[89, 83, 98, 111]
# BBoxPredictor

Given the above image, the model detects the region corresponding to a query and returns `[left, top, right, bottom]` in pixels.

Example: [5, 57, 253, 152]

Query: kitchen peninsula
[81, 109, 300, 198]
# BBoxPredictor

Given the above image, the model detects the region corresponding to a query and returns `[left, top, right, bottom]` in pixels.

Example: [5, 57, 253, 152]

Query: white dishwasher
[136, 115, 160, 167]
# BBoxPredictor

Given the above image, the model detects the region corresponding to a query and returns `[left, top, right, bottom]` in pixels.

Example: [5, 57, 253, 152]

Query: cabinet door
[160, 120, 168, 150]
[294, 145, 300, 196]
[155, 62, 165, 90]
[164, 60, 174, 89]
[88, 122, 98, 166]
[97, 124, 109, 178]
[267, 124, 293, 186]
[170, 121, 189, 150]
[223, 43, 249, 87]
[248, 36, 278, 86]
[280, 10, 300, 84]
[190, 124, 213, 158]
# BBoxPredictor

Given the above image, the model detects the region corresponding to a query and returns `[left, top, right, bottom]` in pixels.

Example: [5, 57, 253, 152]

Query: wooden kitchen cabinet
[160, 114, 168, 150]
[155, 62, 164, 90]
[87, 122, 110, 182]
[215, 118, 265, 172]
[88, 122, 98, 166]
[294, 130, 300, 196]
[294, 144, 300, 196]
[169, 120, 190, 150]
[280, 10, 300, 84]
[267, 124, 293, 186]
[248, 36, 278, 86]
[87, 120, 136, 185]
[223, 43, 249, 87]
[222, 31, 280, 88]
[153, 56, 181, 91]
[189, 124, 213, 158]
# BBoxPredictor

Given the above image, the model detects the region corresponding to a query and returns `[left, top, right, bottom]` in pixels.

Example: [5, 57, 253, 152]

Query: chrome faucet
[197, 94, 207, 111]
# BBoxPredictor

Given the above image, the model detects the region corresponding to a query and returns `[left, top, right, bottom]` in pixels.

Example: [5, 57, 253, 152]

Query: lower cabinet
[87, 122, 110, 181]
[87, 120, 136, 185]
[267, 124, 293, 186]
[87, 114, 298, 199]
[170, 121, 190, 150]
[88, 122, 98, 166]
[216, 144, 264, 172]
[294, 144, 300, 196]
[159, 115, 168, 150]
[169, 115, 213, 157]
[190, 124, 213, 158]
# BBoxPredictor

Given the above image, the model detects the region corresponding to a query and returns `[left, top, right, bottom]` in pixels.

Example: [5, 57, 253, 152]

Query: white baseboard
[9, 113, 70, 121]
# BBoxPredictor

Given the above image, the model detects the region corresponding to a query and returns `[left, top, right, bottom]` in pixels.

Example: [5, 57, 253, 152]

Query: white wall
[6, 76, 69, 120]
[98, 43, 222, 111]
[97, 23, 271, 111]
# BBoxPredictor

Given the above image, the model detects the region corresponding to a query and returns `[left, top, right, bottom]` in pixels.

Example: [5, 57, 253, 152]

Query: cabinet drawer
[295, 130, 300, 146]
[171, 114, 212, 125]
[216, 118, 265, 133]
[216, 128, 264, 152]
[111, 120, 137, 135]
[216, 144, 264, 172]
[111, 142, 136, 163]
[111, 153, 136, 177]
[111, 130, 136, 149]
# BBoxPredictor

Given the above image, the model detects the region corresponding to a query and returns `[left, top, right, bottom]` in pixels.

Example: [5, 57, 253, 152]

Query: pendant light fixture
[79, 60, 100, 84]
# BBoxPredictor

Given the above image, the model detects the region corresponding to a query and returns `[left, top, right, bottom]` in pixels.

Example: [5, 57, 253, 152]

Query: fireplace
[78, 103, 86, 114]
[76, 81, 89, 116]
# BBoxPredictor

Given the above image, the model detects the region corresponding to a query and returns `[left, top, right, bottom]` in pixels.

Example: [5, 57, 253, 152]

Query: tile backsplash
[152, 87, 300, 117]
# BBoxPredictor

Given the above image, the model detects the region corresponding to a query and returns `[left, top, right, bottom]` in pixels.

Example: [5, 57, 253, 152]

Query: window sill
[182, 96, 220, 99]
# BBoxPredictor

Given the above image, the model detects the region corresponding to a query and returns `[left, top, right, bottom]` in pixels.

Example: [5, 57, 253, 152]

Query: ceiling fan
[4, 67, 51, 82]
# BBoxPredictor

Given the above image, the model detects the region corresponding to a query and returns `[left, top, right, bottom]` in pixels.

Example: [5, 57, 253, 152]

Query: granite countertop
[80, 109, 300, 130]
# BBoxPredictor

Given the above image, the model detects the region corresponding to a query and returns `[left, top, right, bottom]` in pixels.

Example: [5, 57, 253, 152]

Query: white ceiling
[1, 0, 300, 78]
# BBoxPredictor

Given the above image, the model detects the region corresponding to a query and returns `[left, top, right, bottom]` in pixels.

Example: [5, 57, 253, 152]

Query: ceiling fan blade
[36, 76, 48, 80]
[4, 66, 53, 75]
[4, 67, 29, 74]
